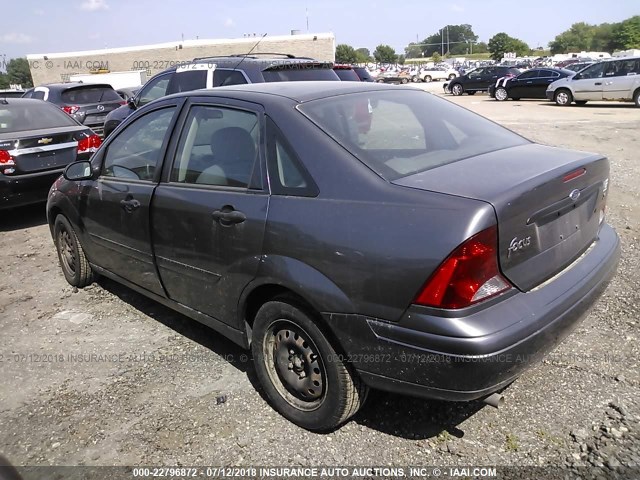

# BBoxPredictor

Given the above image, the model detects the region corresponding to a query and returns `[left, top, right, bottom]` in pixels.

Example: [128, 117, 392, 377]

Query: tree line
[0, 58, 33, 89]
[335, 15, 640, 64]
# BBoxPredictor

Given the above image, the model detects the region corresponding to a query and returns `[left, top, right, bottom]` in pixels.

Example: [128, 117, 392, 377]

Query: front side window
[171, 105, 259, 188]
[102, 107, 175, 181]
[577, 62, 606, 79]
[299, 90, 527, 181]
[138, 75, 171, 107]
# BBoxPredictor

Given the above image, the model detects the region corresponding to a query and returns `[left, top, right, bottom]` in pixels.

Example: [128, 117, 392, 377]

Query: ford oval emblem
[569, 189, 581, 202]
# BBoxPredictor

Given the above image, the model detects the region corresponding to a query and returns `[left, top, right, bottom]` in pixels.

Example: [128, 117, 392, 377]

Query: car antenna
[232, 33, 267, 72]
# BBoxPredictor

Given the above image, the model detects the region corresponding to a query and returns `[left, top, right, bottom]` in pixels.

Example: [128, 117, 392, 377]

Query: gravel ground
[0, 87, 638, 479]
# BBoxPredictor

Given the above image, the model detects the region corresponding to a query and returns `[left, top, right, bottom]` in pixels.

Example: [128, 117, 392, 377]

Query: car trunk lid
[0, 125, 88, 174]
[393, 143, 608, 292]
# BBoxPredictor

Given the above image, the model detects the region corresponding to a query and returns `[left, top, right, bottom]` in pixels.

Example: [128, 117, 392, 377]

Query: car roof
[36, 82, 115, 90]
[0, 97, 56, 105]
[155, 55, 332, 76]
[165, 81, 415, 103]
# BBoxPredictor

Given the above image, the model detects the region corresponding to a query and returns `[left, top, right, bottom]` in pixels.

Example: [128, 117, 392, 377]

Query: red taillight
[119, 100, 127, 105]
[62, 105, 80, 115]
[563, 168, 586, 182]
[414, 225, 512, 309]
[0, 150, 14, 165]
[77, 134, 102, 154]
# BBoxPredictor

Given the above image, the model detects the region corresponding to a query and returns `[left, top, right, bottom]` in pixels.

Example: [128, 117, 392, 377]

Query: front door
[83, 104, 180, 295]
[151, 100, 268, 326]
[571, 62, 606, 101]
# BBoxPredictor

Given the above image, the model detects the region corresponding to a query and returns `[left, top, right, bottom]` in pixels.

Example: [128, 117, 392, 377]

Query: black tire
[495, 87, 509, 101]
[448, 73, 457, 80]
[54, 215, 94, 287]
[376, 79, 385, 83]
[633, 89, 639, 107]
[424, 75, 432, 83]
[251, 299, 368, 431]
[411, 75, 420, 83]
[451, 83, 464, 96]
[554, 89, 573, 106]
[575, 100, 588, 106]
[401, 78, 409, 84]
[512, 97, 520, 101]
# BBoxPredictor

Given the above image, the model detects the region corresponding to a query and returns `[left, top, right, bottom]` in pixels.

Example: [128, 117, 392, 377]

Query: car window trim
[160, 97, 267, 192]
[98, 100, 185, 184]
[136, 72, 174, 106]
[213, 68, 251, 87]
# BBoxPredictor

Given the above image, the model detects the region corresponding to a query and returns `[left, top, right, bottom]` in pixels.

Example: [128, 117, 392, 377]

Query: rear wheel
[495, 87, 508, 101]
[451, 83, 464, 96]
[424, 75, 432, 83]
[376, 79, 385, 83]
[401, 77, 409, 84]
[251, 300, 368, 431]
[633, 89, 640, 107]
[411, 75, 420, 83]
[448, 73, 457, 80]
[54, 215, 94, 287]
[554, 89, 573, 106]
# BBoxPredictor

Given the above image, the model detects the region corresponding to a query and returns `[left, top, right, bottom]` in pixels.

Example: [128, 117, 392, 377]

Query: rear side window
[61, 87, 121, 104]
[171, 105, 259, 188]
[166, 70, 208, 94]
[334, 69, 361, 81]
[213, 70, 248, 87]
[32, 91, 46, 100]
[0, 101, 77, 133]
[299, 90, 527, 181]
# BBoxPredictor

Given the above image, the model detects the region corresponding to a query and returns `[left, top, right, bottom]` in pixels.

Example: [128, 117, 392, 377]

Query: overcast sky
[1, 0, 638, 60]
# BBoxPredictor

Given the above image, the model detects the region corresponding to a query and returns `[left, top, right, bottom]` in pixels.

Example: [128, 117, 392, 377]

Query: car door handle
[212, 208, 246, 225]
[526, 81, 533, 84]
[595, 82, 602, 85]
[120, 198, 141, 213]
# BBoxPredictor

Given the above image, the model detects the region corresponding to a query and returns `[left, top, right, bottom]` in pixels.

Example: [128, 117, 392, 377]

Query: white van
[546, 56, 640, 107]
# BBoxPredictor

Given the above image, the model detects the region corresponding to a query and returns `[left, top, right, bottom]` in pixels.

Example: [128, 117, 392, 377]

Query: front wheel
[451, 83, 464, 96]
[424, 75, 432, 83]
[251, 300, 368, 431]
[495, 87, 508, 101]
[54, 215, 94, 287]
[401, 78, 409, 84]
[448, 73, 457, 80]
[634, 90, 640, 107]
[554, 89, 573, 106]
[411, 75, 420, 83]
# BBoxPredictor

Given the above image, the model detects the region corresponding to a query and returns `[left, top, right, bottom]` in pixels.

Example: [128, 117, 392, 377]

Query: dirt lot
[1, 88, 639, 476]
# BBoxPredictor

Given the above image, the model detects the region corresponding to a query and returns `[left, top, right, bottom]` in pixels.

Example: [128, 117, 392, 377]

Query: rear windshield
[299, 90, 528, 181]
[0, 101, 77, 133]
[61, 86, 122, 104]
[262, 65, 340, 82]
[334, 69, 361, 81]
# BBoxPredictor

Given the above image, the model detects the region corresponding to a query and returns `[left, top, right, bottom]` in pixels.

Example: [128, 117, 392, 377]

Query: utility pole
[441, 29, 444, 56]
[447, 26, 450, 55]
[306, 7, 309, 32]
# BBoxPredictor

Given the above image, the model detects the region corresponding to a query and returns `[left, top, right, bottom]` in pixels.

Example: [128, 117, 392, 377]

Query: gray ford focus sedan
[47, 82, 620, 431]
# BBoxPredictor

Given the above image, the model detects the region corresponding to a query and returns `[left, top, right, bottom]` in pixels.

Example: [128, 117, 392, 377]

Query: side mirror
[127, 98, 137, 109]
[63, 161, 93, 181]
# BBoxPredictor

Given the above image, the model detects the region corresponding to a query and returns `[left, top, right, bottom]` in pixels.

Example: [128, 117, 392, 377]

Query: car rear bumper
[323, 224, 620, 401]
[0, 169, 66, 209]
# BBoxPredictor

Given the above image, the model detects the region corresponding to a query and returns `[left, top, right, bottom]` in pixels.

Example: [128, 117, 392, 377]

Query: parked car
[489, 68, 575, 101]
[0, 98, 100, 209]
[0, 89, 26, 99]
[116, 87, 140, 101]
[547, 56, 640, 107]
[333, 65, 361, 81]
[375, 70, 412, 84]
[563, 62, 594, 73]
[417, 67, 458, 83]
[48, 82, 619, 431]
[103, 54, 340, 137]
[446, 66, 522, 96]
[22, 83, 124, 137]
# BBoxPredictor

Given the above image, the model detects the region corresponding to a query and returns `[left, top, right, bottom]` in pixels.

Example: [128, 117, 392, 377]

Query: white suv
[546, 56, 640, 107]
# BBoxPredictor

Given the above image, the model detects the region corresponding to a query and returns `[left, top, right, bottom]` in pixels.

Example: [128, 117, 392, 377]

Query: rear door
[151, 98, 268, 326]
[82, 101, 182, 294]
[536, 70, 562, 98]
[602, 58, 640, 100]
